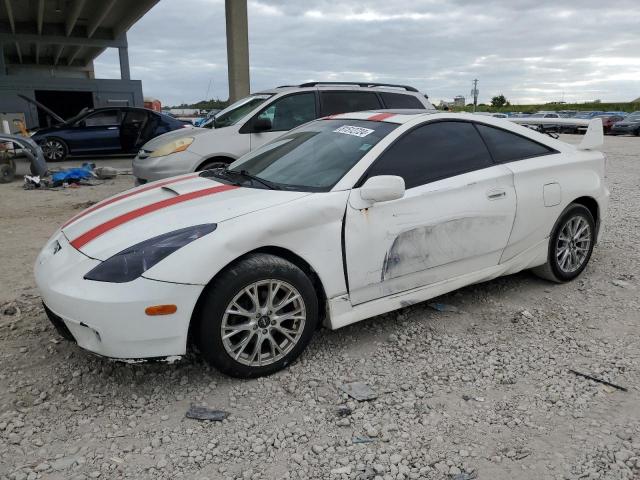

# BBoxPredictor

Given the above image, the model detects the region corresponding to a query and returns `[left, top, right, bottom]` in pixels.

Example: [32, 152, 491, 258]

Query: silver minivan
[133, 82, 434, 184]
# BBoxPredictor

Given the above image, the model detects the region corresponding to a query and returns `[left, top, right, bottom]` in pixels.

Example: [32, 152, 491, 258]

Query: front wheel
[196, 253, 319, 378]
[533, 204, 595, 283]
[41, 138, 68, 162]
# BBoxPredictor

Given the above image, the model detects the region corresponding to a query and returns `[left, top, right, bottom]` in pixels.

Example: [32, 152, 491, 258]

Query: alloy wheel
[555, 215, 592, 273]
[220, 279, 306, 367]
[43, 140, 65, 161]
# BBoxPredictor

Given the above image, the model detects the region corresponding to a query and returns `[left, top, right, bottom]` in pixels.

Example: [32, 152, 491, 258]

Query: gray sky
[94, 0, 640, 106]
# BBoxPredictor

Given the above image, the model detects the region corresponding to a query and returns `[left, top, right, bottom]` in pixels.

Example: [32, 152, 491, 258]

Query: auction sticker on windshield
[333, 125, 375, 137]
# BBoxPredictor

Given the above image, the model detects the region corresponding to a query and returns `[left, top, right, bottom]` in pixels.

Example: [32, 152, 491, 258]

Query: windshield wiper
[226, 169, 281, 190]
[201, 168, 242, 186]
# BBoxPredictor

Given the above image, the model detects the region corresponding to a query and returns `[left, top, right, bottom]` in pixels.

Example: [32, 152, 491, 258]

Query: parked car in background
[36, 111, 608, 377]
[577, 114, 624, 134]
[133, 82, 434, 184]
[22, 95, 189, 162]
[610, 112, 640, 136]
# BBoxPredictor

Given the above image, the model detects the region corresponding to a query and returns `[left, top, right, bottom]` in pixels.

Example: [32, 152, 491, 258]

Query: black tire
[41, 137, 68, 162]
[634, 128, 640, 137]
[0, 161, 15, 183]
[533, 203, 596, 283]
[196, 253, 319, 378]
[197, 159, 230, 171]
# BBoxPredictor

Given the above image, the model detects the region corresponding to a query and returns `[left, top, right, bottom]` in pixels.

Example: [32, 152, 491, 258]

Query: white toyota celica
[35, 111, 609, 378]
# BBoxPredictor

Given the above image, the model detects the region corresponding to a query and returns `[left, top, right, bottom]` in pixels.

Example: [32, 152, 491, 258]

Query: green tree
[491, 94, 508, 108]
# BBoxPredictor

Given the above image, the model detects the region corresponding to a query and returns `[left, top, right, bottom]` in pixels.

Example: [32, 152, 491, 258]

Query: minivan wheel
[533, 204, 595, 283]
[196, 253, 318, 378]
[42, 138, 68, 162]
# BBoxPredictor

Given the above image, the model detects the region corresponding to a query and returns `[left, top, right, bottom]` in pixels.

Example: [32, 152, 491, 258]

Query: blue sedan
[30, 106, 188, 162]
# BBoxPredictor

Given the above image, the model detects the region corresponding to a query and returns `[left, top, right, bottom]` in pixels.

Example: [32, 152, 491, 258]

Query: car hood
[61, 174, 311, 260]
[31, 124, 66, 137]
[141, 127, 209, 151]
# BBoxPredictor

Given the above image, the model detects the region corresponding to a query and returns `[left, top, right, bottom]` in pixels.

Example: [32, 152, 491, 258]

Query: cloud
[94, 0, 640, 105]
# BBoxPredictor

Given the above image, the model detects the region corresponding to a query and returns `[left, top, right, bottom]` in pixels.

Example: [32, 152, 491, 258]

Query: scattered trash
[51, 167, 93, 187]
[94, 166, 118, 179]
[520, 310, 535, 320]
[72, 201, 98, 210]
[352, 436, 374, 444]
[462, 394, 485, 402]
[428, 303, 459, 313]
[612, 279, 631, 288]
[2, 305, 18, 316]
[24, 175, 45, 189]
[185, 404, 228, 421]
[339, 382, 378, 401]
[569, 369, 628, 392]
[452, 470, 477, 480]
[336, 405, 352, 417]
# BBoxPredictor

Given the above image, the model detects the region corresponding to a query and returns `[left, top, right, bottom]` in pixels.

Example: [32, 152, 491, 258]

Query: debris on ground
[339, 382, 378, 401]
[185, 404, 228, 421]
[462, 394, 485, 402]
[452, 470, 478, 480]
[93, 166, 118, 179]
[336, 405, 352, 417]
[428, 302, 460, 313]
[352, 436, 375, 444]
[569, 369, 628, 392]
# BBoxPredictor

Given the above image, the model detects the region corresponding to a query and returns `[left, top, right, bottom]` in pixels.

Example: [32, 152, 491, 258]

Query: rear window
[320, 91, 382, 116]
[475, 124, 555, 163]
[380, 92, 424, 109]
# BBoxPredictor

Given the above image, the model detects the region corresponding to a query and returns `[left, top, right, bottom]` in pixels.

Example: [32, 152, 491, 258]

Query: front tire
[196, 253, 319, 378]
[533, 204, 595, 283]
[41, 138, 68, 162]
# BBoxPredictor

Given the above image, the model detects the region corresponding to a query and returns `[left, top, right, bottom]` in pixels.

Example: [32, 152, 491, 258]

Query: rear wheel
[533, 204, 595, 283]
[0, 160, 15, 183]
[42, 138, 68, 162]
[196, 253, 319, 378]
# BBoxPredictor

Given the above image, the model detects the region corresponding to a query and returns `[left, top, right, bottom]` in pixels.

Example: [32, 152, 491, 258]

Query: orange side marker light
[145, 304, 177, 316]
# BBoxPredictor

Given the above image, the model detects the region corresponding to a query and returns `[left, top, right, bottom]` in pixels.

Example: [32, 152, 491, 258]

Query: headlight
[149, 137, 194, 158]
[84, 224, 216, 283]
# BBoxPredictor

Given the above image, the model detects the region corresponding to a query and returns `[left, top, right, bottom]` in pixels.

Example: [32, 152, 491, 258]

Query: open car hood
[18, 94, 66, 125]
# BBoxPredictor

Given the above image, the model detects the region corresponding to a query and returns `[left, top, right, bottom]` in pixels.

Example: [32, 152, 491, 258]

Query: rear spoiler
[577, 118, 603, 150]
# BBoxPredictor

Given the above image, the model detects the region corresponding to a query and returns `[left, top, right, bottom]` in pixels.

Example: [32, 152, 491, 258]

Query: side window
[380, 92, 424, 109]
[256, 93, 316, 131]
[319, 91, 381, 116]
[365, 121, 493, 189]
[475, 124, 554, 163]
[83, 110, 120, 126]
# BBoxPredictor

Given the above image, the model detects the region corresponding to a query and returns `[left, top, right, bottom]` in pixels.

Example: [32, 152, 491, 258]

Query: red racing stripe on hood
[70, 184, 238, 250]
[62, 174, 200, 228]
[367, 112, 395, 122]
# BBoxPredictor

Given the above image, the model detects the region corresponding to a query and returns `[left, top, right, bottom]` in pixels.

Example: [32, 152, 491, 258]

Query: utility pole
[225, 0, 250, 102]
[471, 79, 479, 112]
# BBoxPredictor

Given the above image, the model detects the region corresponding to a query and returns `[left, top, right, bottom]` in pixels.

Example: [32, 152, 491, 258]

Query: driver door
[69, 110, 122, 154]
[248, 92, 317, 150]
[344, 121, 517, 305]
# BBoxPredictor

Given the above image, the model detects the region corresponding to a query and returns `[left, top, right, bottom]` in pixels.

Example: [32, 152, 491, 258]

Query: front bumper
[34, 232, 204, 359]
[133, 149, 203, 184]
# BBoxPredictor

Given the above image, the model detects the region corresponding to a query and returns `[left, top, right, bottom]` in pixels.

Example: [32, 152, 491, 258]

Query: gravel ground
[1, 136, 639, 480]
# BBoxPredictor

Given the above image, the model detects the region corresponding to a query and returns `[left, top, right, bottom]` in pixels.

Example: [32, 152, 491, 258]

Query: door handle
[107, 126, 118, 130]
[487, 189, 506, 200]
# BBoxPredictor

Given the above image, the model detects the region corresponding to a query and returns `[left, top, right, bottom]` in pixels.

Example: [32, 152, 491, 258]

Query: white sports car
[35, 111, 608, 378]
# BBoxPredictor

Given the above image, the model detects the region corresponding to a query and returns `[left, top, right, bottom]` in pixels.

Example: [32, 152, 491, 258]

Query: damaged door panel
[345, 165, 517, 305]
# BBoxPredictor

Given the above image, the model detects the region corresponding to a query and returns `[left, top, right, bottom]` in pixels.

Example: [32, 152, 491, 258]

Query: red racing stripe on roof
[367, 112, 396, 122]
[62, 174, 201, 228]
[70, 184, 238, 249]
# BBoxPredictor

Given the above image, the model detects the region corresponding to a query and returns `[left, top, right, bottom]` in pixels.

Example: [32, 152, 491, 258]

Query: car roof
[255, 82, 425, 96]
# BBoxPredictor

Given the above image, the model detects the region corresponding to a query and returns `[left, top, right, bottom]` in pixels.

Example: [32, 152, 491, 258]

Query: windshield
[624, 113, 640, 121]
[214, 94, 272, 128]
[66, 107, 91, 124]
[222, 119, 398, 191]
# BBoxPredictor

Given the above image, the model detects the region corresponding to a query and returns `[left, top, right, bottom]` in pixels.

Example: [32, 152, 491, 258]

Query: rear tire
[533, 203, 595, 283]
[0, 160, 15, 183]
[196, 253, 319, 378]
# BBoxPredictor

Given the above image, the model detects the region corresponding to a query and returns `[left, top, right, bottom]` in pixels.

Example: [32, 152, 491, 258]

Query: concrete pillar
[118, 33, 130, 80]
[225, 0, 250, 102]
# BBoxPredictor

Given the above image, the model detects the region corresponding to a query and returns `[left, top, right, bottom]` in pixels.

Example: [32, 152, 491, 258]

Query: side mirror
[253, 117, 272, 132]
[360, 175, 405, 204]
